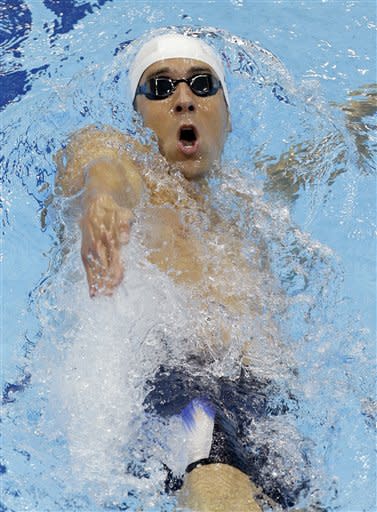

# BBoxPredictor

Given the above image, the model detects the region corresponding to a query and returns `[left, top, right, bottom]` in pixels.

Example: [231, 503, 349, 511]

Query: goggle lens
[190, 74, 211, 96]
[153, 77, 174, 98]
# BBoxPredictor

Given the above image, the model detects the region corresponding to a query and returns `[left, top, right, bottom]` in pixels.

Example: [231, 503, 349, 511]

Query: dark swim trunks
[144, 361, 310, 509]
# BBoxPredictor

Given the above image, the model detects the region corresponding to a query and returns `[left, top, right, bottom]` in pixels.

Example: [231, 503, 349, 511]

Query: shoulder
[59, 124, 146, 162]
[54, 124, 148, 196]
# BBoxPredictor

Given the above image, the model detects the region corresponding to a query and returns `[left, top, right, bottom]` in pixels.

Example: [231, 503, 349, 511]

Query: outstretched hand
[80, 193, 133, 297]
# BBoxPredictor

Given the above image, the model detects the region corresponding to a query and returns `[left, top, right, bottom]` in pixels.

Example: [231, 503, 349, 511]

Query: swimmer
[55, 31, 306, 510]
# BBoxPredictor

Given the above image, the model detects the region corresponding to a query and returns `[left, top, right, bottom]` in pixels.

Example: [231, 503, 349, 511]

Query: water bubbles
[2, 5, 375, 509]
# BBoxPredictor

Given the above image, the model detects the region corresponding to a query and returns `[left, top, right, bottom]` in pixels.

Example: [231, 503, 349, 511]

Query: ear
[222, 94, 232, 133]
[226, 106, 232, 133]
[226, 111, 232, 133]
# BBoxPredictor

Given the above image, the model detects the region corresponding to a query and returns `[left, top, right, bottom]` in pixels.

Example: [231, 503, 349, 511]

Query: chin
[176, 159, 210, 180]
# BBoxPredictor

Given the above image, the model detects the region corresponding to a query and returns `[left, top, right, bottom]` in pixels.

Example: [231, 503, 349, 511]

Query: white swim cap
[129, 32, 230, 107]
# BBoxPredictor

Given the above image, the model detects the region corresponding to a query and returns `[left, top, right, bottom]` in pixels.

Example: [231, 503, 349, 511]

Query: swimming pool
[1, 0, 376, 510]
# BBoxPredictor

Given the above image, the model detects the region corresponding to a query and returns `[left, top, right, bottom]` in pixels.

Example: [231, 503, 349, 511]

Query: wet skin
[54, 56, 274, 359]
[55, 58, 238, 301]
[135, 58, 230, 179]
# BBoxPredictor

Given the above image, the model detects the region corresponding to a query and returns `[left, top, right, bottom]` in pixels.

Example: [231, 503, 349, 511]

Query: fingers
[80, 197, 134, 298]
[81, 224, 125, 298]
[118, 207, 134, 244]
[82, 226, 124, 297]
[83, 246, 124, 298]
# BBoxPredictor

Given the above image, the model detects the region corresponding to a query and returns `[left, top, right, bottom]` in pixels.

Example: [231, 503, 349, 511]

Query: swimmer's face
[134, 58, 230, 179]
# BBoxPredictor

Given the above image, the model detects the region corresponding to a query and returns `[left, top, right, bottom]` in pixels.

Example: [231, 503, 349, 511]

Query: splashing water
[2, 3, 375, 511]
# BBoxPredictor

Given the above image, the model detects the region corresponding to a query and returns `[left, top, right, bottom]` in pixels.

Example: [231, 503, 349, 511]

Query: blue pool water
[1, 1, 376, 511]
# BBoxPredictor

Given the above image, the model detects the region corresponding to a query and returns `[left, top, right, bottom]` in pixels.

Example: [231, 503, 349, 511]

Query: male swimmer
[55, 32, 308, 510]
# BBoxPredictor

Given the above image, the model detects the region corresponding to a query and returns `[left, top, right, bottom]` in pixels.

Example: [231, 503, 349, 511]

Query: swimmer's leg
[177, 398, 262, 512]
[180, 464, 262, 512]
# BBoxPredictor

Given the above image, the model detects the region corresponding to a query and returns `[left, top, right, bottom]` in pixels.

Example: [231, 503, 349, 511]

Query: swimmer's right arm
[54, 125, 144, 297]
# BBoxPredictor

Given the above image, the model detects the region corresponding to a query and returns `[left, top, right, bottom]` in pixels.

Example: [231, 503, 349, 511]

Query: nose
[173, 83, 196, 114]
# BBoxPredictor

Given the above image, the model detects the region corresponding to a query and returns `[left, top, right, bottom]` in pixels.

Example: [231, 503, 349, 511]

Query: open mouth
[177, 125, 199, 155]
[180, 126, 197, 145]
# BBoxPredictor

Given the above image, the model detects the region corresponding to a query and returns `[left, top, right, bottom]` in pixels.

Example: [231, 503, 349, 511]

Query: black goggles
[135, 73, 222, 100]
